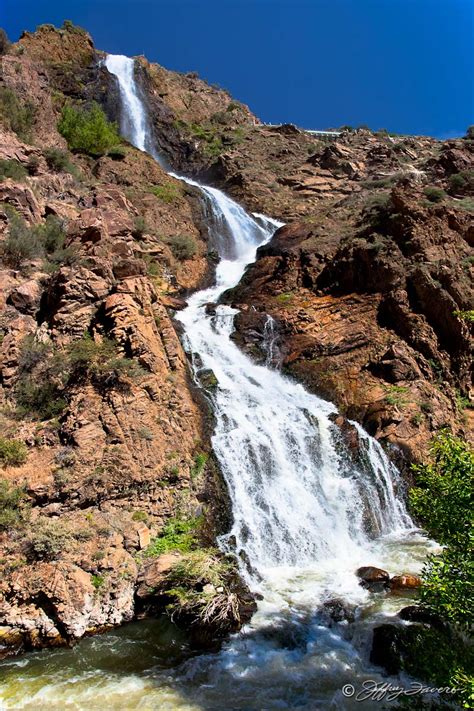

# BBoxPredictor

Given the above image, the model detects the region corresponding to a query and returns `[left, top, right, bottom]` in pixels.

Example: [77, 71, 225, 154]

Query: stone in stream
[390, 574, 422, 592]
[356, 565, 390, 592]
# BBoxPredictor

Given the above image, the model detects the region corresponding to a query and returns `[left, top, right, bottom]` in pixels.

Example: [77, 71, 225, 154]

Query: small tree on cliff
[58, 102, 121, 157]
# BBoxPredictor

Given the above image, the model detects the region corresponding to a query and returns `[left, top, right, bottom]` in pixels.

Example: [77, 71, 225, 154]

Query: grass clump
[0, 437, 28, 467]
[384, 385, 409, 407]
[164, 233, 197, 260]
[164, 550, 244, 632]
[0, 87, 36, 142]
[58, 102, 121, 157]
[0, 479, 29, 531]
[144, 517, 201, 557]
[0, 159, 27, 182]
[191, 452, 208, 481]
[149, 182, 181, 203]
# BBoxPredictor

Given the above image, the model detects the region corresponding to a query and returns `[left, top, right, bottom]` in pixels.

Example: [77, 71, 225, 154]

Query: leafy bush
[410, 432, 473, 549]
[409, 433, 474, 706]
[0, 87, 36, 142]
[465, 126, 474, 140]
[423, 186, 446, 203]
[0, 479, 29, 530]
[164, 233, 197, 260]
[144, 517, 201, 557]
[0, 437, 28, 467]
[27, 520, 72, 560]
[149, 182, 181, 203]
[58, 103, 121, 156]
[0, 159, 27, 182]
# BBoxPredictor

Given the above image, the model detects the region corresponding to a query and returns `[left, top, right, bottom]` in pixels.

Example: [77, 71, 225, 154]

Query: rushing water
[0, 55, 435, 710]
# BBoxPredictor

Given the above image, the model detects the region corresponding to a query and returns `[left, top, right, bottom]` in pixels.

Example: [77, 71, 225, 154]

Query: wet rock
[356, 566, 390, 592]
[390, 574, 422, 592]
[319, 598, 355, 625]
[136, 553, 183, 598]
[370, 623, 405, 675]
[398, 605, 442, 627]
[205, 302, 217, 315]
[198, 368, 219, 391]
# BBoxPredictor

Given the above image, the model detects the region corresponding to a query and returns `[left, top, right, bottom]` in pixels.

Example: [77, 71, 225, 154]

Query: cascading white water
[105, 54, 163, 163]
[0, 54, 432, 711]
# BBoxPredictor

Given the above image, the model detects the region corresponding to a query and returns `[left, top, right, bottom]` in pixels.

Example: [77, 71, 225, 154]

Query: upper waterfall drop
[104, 54, 162, 163]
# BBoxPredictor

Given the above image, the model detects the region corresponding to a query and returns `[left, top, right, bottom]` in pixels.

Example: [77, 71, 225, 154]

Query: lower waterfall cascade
[0, 54, 435, 711]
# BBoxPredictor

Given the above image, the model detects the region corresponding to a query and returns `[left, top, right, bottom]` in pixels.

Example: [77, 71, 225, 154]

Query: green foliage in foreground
[58, 103, 121, 156]
[409, 432, 474, 705]
[143, 517, 201, 557]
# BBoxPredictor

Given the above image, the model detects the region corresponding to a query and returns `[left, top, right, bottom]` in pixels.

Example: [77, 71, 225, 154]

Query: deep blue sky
[2, 0, 473, 137]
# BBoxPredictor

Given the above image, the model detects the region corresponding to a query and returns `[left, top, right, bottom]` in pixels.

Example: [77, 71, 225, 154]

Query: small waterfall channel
[0, 55, 433, 711]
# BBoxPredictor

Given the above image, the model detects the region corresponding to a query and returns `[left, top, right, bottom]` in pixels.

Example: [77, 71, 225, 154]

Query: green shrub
[0, 437, 28, 467]
[0, 479, 29, 530]
[27, 520, 72, 560]
[26, 155, 40, 176]
[164, 233, 197, 260]
[133, 215, 147, 238]
[144, 517, 201, 557]
[449, 173, 467, 192]
[424, 186, 446, 203]
[2, 212, 43, 269]
[66, 334, 145, 383]
[15, 379, 67, 420]
[0, 87, 36, 142]
[0, 159, 27, 182]
[58, 103, 121, 156]
[91, 573, 105, 589]
[149, 182, 181, 203]
[465, 126, 474, 140]
[44, 147, 78, 176]
[35, 215, 66, 254]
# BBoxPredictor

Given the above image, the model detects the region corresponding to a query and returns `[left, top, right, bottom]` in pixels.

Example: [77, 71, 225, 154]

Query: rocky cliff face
[0, 21, 472, 657]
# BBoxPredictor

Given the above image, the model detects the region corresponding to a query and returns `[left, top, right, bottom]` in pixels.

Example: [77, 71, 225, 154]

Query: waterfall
[99, 54, 426, 709]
